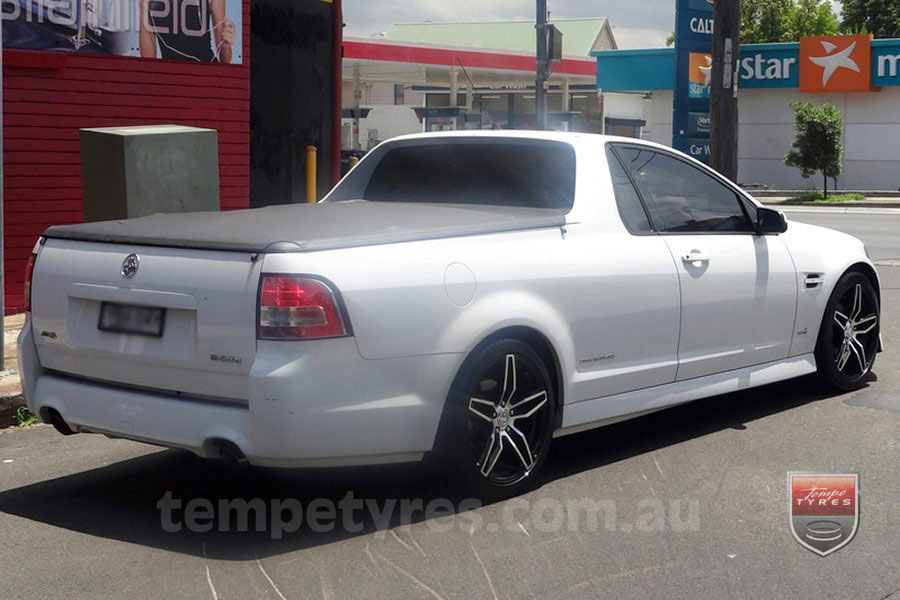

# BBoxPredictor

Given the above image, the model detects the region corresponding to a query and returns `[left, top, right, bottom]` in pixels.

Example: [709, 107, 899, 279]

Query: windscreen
[361, 141, 576, 210]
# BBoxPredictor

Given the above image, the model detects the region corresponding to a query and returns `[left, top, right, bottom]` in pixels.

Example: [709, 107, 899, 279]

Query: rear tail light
[24, 253, 36, 312]
[258, 275, 348, 340]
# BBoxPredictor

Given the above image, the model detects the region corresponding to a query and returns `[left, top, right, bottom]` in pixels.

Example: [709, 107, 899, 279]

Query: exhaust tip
[211, 439, 249, 467]
[41, 407, 76, 436]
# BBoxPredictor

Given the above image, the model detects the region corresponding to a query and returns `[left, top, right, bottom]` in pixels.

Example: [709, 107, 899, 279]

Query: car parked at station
[19, 131, 881, 495]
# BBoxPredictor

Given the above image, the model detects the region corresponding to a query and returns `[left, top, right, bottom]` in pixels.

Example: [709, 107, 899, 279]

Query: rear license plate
[98, 302, 165, 337]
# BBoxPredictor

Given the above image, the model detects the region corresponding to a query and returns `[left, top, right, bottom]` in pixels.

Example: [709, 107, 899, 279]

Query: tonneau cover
[43, 201, 567, 253]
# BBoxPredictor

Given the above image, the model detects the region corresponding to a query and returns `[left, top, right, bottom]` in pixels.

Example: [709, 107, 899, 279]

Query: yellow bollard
[305, 145, 317, 203]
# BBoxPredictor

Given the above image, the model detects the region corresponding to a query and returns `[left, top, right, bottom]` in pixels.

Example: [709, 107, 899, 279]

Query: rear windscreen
[362, 141, 576, 210]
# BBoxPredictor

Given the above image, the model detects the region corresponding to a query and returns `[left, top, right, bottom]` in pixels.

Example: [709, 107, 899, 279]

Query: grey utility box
[80, 125, 220, 222]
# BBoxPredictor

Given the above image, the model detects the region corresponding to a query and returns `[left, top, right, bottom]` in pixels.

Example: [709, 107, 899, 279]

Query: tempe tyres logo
[788, 473, 859, 556]
[800, 34, 873, 92]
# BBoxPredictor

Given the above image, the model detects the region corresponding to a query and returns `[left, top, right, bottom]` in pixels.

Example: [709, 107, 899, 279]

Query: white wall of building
[640, 87, 900, 191]
[341, 81, 425, 149]
[603, 92, 645, 120]
[341, 105, 423, 150]
[740, 87, 900, 190]
[645, 90, 674, 146]
[341, 80, 425, 108]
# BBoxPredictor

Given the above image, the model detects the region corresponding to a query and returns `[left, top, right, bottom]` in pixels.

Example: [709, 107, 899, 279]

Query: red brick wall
[2, 0, 250, 314]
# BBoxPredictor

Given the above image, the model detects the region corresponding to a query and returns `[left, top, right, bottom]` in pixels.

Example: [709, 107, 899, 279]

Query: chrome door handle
[682, 252, 710, 263]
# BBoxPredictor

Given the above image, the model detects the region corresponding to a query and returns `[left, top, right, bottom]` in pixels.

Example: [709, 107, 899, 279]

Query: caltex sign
[672, 0, 714, 163]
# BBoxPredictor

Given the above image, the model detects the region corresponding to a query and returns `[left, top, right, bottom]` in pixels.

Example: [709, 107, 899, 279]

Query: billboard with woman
[1, 0, 243, 63]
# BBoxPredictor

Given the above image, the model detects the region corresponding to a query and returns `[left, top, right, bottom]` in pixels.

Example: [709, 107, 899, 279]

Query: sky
[343, 1, 844, 49]
[343, 0, 678, 42]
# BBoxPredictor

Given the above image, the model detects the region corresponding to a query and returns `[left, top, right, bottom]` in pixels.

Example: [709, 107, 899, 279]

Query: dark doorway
[250, 0, 337, 206]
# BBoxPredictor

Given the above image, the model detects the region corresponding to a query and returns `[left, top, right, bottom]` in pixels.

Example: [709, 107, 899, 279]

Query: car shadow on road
[0, 374, 845, 560]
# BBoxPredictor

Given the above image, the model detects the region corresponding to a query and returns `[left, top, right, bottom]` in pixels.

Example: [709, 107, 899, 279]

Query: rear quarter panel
[261, 137, 683, 405]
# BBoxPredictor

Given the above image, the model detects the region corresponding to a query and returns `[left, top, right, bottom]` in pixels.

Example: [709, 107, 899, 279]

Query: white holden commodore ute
[19, 131, 882, 496]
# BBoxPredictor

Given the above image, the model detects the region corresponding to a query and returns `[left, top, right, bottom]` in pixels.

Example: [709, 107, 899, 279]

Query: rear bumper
[18, 320, 462, 467]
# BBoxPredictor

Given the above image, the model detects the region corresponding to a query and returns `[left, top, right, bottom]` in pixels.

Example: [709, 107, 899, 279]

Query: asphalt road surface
[2, 209, 899, 600]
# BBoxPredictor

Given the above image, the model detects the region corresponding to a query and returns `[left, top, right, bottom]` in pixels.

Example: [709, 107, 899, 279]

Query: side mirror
[756, 207, 788, 234]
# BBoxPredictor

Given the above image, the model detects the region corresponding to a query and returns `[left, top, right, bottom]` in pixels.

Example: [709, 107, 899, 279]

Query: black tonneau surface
[42, 201, 567, 253]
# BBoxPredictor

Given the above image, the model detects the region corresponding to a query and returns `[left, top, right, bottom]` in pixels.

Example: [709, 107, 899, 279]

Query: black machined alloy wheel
[816, 272, 880, 391]
[443, 338, 556, 496]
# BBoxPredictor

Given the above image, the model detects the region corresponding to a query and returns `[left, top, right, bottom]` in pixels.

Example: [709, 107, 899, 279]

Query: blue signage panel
[595, 49, 675, 91]
[688, 0, 714, 11]
[682, 10, 715, 43]
[871, 39, 900, 87]
[738, 43, 799, 88]
[673, 0, 712, 157]
[594, 38, 900, 93]
[685, 138, 711, 164]
[687, 111, 710, 136]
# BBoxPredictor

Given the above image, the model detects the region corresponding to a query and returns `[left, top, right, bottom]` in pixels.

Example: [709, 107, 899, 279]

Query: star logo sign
[799, 34, 873, 93]
[808, 40, 860, 86]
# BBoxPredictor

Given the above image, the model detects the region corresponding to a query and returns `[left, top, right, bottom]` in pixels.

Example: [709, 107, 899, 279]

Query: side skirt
[554, 354, 817, 438]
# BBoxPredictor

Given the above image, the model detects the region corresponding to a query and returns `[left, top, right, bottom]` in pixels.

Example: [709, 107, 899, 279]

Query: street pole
[710, 0, 740, 182]
[535, 0, 548, 130]
[352, 64, 361, 152]
[1, 14, 5, 370]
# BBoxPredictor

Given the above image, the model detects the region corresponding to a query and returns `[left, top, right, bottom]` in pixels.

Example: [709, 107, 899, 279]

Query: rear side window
[606, 147, 652, 233]
[613, 145, 754, 233]
[362, 141, 576, 210]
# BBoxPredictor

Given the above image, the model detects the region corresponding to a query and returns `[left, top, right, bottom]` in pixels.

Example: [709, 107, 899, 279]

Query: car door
[564, 147, 682, 402]
[611, 144, 797, 381]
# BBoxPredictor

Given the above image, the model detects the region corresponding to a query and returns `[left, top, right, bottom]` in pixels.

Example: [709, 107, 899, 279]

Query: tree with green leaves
[842, 0, 900, 38]
[741, 0, 839, 43]
[742, 0, 795, 42]
[785, 102, 843, 198]
[792, 0, 841, 37]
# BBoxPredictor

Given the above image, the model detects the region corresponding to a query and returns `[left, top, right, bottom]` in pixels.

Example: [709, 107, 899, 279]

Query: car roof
[384, 130, 669, 152]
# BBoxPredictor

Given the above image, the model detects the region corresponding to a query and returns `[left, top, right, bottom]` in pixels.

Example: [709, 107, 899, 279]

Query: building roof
[343, 38, 596, 86]
[384, 18, 617, 57]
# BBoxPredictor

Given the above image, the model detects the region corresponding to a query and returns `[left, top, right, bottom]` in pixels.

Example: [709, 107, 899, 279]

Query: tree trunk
[823, 172, 828, 199]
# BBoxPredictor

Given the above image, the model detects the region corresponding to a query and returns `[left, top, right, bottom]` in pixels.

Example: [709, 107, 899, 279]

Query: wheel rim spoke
[468, 397, 496, 423]
[836, 339, 852, 371]
[506, 425, 535, 471]
[849, 337, 868, 373]
[833, 310, 849, 329]
[500, 354, 517, 405]
[854, 313, 878, 334]
[479, 430, 503, 477]
[851, 284, 863, 320]
[510, 390, 548, 422]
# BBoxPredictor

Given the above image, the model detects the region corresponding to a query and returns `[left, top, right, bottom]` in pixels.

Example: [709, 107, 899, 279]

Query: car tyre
[437, 338, 556, 499]
[815, 271, 880, 392]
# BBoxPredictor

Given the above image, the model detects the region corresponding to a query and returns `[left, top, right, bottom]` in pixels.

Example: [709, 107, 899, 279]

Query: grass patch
[785, 191, 866, 204]
[13, 406, 37, 428]
[0, 403, 32, 429]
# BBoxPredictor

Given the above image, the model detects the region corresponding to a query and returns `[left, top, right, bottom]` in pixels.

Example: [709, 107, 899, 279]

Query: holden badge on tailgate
[121, 254, 140, 278]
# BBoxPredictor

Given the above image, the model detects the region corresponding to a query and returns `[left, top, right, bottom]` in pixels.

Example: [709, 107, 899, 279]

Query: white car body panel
[18, 132, 879, 467]
[664, 234, 797, 380]
[30, 241, 261, 402]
